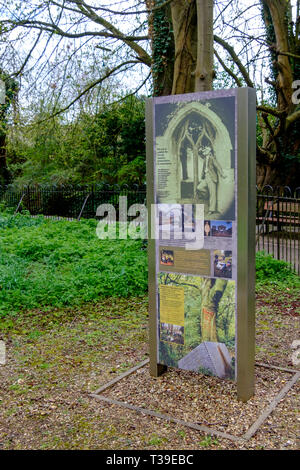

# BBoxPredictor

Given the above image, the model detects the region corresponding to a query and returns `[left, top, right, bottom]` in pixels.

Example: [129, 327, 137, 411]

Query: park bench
[256, 199, 300, 234]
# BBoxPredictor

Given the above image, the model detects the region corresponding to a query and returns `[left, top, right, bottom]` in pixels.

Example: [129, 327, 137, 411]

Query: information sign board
[146, 88, 256, 401]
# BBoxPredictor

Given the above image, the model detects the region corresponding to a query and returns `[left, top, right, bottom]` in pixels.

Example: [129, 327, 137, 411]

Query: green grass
[0, 212, 147, 318]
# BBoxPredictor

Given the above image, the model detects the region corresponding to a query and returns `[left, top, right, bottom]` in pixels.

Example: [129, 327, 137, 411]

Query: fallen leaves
[0, 293, 298, 450]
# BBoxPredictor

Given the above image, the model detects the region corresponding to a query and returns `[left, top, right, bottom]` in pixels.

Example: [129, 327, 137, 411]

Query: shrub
[0, 213, 148, 317]
[256, 251, 300, 287]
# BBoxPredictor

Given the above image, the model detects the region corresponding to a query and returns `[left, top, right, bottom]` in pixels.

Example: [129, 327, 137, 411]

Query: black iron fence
[0, 184, 147, 220]
[1, 183, 299, 274]
[256, 186, 300, 274]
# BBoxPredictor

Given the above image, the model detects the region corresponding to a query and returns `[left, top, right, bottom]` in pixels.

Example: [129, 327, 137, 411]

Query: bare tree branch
[276, 50, 300, 60]
[2, 19, 150, 42]
[65, 0, 174, 15]
[214, 48, 242, 87]
[73, 0, 151, 65]
[285, 109, 300, 129]
[214, 34, 255, 88]
[12, 31, 42, 78]
[257, 105, 286, 117]
[111, 71, 151, 105]
[32, 60, 142, 124]
[262, 112, 275, 136]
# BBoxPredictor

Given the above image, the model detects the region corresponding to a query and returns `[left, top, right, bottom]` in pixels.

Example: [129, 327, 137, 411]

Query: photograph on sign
[160, 323, 185, 346]
[204, 220, 211, 237]
[154, 96, 235, 220]
[213, 250, 233, 279]
[158, 273, 236, 380]
[211, 221, 232, 238]
[160, 249, 174, 266]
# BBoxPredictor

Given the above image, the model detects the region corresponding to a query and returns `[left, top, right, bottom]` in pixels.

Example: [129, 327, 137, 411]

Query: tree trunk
[170, 0, 198, 94]
[257, 0, 300, 188]
[149, 1, 175, 96]
[262, 0, 294, 112]
[170, 0, 214, 95]
[201, 278, 227, 342]
[195, 0, 214, 92]
[256, 163, 278, 188]
[0, 133, 10, 185]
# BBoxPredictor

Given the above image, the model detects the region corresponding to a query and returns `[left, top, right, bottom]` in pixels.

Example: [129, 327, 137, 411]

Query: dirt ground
[0, 293, 299, 451]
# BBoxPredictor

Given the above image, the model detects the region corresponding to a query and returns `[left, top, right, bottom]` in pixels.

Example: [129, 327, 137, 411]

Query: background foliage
[7, 95, 146, 186]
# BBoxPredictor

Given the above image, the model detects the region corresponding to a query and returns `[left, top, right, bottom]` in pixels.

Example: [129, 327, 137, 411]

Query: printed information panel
[146, 89, 256, 401]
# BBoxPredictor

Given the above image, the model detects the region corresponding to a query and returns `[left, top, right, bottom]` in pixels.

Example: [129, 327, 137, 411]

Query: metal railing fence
[1, 183, 299, 274]
[256, 186, 300, 274]
[0, 183, 147, 221]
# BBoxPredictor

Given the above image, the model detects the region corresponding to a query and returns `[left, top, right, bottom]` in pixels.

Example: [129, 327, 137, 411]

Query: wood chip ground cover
[0, 292, 299, 450]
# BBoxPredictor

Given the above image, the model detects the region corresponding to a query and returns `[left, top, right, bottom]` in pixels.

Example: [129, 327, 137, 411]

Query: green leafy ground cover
[256, 251, 300, 289]
[0, 212, 147, 320]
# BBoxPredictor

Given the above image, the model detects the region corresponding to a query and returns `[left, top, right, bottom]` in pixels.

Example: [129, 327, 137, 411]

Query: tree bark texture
[200, 278, 227, 342]
[170, 0, 214, 94]
[195, 0, 214, 91]
[257, 0, 300, 187]
[148, 1, 175, 96]
[170, 0, 198, 94]
[0, 133, 10, 185]
[262, 0, 294, 112]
